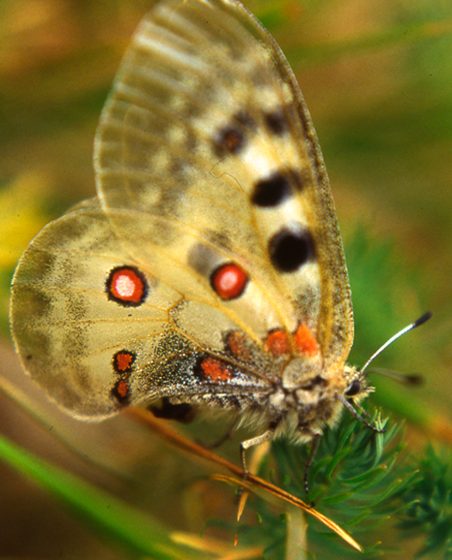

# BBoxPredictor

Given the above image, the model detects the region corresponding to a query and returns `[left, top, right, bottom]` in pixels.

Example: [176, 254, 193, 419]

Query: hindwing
[11, 202, 272, 418]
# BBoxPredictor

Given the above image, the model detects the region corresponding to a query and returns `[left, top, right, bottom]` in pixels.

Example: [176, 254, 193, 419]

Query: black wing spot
[212, 112, 255, 157]
[269, 227, 316, 272]
[252, 171, 292, 207]
[264, 109, 288, 136]
[213, 126, 244, 156]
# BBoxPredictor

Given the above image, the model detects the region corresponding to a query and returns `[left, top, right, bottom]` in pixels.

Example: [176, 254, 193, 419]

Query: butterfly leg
[196, 419, 238, 449]
[338, 395, 386, 433]
[303, 434, 321, 499]
[240, 428, 275, 474]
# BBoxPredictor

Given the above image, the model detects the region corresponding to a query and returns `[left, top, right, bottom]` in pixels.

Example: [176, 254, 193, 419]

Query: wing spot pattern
[225, 330, 252, 360]
[113, 350, 136, 373]
[264, 328, 291, 356]
[294, 323, 319, 356]
[268, 227, 316, 273]
[251, 171, 293, 207]
[112, 379, 130, 404]
[212, 111, 254, 157]
[210, 262, 249, 301]
[195, 356, 234, 382]
[213, 125, 245, 156]
[106, 266, 148, 307]
[264, 108, 288, 136]
[111, 348, 137, 405]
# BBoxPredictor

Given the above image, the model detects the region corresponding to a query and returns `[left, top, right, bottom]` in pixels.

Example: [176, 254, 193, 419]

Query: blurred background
[0, 0, 450, 558]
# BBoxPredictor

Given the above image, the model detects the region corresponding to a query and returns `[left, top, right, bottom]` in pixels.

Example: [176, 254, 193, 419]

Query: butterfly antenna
[360, 311, 432, 375]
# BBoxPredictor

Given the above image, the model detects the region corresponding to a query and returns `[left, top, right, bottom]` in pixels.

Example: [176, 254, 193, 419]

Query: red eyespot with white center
[210, 262, 248, 301]
[106, 266, 148, 307]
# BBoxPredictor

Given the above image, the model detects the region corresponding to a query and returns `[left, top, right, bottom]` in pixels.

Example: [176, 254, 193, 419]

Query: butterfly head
[281, 358, 370, 401]
[343, 365, 372, 402]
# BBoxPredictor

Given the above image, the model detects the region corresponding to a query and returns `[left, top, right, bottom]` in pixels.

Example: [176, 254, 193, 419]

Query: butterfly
[10, 0, 375, 470]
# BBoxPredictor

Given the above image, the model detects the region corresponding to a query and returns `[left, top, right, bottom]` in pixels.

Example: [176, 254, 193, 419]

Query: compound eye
[345, 379, 361, 397]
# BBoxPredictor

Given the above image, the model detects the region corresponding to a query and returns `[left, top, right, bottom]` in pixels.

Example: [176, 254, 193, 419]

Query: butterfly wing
[10, 201, 272, 419]
[11, 0, 354, 420]
[95, 0, 354, 368]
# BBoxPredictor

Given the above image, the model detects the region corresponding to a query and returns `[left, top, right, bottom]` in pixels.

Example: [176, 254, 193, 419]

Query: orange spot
[114, 379, 129, 401]
[265, 329, 290, 356]
[113, 350, 135, 373]
[294, 323, 318, 356]
[226, 331, 251, 360]
[200, 357, 233, 382]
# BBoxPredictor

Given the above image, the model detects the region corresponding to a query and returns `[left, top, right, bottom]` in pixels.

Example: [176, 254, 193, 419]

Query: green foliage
[345, 229, 440, 434]
[233, 413, 451, 559]
[397, 447, 452, 559]
[234, 412, 396, 558]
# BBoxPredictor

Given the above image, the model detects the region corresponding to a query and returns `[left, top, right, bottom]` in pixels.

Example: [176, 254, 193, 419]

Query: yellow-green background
[0, 1, 450, 558]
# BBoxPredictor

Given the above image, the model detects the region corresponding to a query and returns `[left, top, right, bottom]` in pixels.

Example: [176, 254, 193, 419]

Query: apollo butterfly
[10, 0, 428, 477]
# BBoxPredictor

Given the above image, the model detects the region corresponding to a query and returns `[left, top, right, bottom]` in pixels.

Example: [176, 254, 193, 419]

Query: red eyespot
[106, 266, 148, 307]
[197, 356, 233, 382]
[210, 263, 248, 301]
[265, 329, 290, 356]
[113, 350, 136, 373]
[294, 323, 318, 356]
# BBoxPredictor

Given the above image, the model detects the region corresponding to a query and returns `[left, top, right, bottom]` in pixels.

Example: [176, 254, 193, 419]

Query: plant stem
[286, 508, 307, 560]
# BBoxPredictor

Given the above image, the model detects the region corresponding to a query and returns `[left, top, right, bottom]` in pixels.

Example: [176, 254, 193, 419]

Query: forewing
[95, 0, 353, 367]
[10, 202, 271, 419]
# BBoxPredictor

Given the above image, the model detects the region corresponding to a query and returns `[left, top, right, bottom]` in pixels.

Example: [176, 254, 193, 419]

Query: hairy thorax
[263, 358, 357, 444]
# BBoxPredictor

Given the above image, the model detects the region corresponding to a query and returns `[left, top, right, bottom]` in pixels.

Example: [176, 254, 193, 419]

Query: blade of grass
[0, 434, 196, 560]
